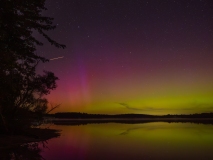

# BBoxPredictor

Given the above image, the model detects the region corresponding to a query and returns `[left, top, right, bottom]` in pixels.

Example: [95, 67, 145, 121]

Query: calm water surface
[40, 122, 213, 160]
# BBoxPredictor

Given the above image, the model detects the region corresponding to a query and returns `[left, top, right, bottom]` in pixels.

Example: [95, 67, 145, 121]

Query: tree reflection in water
[0, 141, 48, 160]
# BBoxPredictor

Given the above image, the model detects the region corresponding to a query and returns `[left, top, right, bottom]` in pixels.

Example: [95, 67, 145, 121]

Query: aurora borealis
[37, 0, 213, 115]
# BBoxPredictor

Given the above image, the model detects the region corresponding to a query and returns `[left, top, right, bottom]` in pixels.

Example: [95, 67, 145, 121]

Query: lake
[2, 121, 213, 160]
[41, 121, 213, 160]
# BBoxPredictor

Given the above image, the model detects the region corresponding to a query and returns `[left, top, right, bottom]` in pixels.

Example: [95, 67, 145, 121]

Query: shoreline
[52, 117, 213, 121]
[51, 118, 213, 125]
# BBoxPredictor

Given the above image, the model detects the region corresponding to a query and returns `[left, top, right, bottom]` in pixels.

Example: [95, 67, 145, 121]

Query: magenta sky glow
[36, 0, 213, 115]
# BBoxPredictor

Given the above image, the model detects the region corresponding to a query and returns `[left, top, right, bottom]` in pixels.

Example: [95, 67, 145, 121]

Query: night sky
[36, 0, 213, 115]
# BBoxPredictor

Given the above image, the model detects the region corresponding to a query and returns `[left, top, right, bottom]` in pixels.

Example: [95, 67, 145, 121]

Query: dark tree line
[0, 0, 65, 134]
[53, 112, 213, 119]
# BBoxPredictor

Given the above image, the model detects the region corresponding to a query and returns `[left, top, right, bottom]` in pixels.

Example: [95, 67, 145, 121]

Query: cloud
[117, 102, 213, 113]
[118, 103, 143, 111]
[49, 56, 64, 61]
[117, 103, 164, 111]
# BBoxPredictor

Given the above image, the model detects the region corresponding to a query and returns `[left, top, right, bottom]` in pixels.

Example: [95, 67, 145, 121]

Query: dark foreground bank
[0, 128, 61, 149]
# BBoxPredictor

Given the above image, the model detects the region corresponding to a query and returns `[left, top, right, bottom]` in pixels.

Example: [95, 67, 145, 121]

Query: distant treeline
[47, 112, 213, 119]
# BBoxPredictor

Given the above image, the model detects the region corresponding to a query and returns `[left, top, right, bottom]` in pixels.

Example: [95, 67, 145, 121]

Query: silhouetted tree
[0, 0, 65, 133]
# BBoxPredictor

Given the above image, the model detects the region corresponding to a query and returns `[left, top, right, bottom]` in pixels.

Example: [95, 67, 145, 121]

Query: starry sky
[36, 0, 213, 115]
